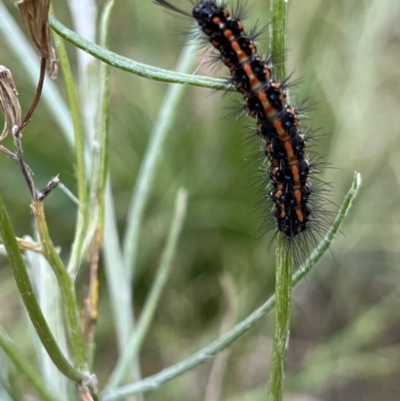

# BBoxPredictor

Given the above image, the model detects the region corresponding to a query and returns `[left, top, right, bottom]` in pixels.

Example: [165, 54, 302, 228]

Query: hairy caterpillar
[154, 0, 332, 262]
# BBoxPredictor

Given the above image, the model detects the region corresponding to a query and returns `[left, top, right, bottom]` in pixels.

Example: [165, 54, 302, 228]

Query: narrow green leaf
[106, 189, 188, 390]
[122, 38, 197, 282]
[49, 16, 230, 91]
[0, 327, 60, 401]
[0, 195, 85, 383]
[33, 201, 87, 372]
[84, 0, 115, 367]
[51, 9, 89, 277]
[26, 245, 70, 400]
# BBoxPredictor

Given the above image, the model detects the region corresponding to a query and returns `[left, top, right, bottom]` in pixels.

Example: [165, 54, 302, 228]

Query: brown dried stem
[16, 57, 47, 134]
[82, 226, 102, 363]
[13, 130, 37, 200]
[0, 145, 17, 161]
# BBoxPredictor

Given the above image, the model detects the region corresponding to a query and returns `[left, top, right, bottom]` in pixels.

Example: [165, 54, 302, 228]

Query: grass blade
[122, 40, 197, 281]
[0, 195, 85, 383]
[49, 16, 230, 91]
[0, 326, 60, 401]
[106, 189, 188, 390]
[51, 8, 89, 277]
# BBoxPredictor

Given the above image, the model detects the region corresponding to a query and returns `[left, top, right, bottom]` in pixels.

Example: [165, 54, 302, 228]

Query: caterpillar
[154, 0, 331, 262]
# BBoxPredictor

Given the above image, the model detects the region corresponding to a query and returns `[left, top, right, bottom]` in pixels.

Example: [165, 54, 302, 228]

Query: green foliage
[0, 0, 395, 400]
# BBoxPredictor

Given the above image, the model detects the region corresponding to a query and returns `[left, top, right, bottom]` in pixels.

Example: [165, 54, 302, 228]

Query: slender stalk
[102, 172, 362, 401]
[267, 239, 292, 401]
[0, 327, 60, 401]
[83, 0, 114, 367]
[106, 189, 188, 390]
[103, 183, 137, 377]
[0, 195, 85, 383]
[16, 57, 47, 133]
[123, 40, 197, 282]
[95, 0, 113, 207]
[51, 9, 89, 277]
[12, 131, 37, 201]
[269, 0, 288, 81]
[49, 17, 230, 91]
[32, 200, 87, 372]
[267, 1, 291, 400]
[0, 145, 17, 161]
[26, 245, 70, 400]
[0, 235, 41, 253]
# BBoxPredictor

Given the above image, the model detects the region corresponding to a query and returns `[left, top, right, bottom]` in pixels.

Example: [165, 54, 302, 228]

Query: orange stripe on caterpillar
[154, 0, 332, 247]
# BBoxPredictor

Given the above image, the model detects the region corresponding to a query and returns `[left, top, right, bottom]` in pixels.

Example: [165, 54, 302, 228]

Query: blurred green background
[0, 0, 400, 400]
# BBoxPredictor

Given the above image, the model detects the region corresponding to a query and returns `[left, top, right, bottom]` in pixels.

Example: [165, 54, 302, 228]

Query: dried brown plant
[16, 0, 58, 79]
[0, 65, 21, 141]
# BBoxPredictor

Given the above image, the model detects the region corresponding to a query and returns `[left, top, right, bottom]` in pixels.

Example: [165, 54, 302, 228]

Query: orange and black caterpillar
[154, 0, 331, 253]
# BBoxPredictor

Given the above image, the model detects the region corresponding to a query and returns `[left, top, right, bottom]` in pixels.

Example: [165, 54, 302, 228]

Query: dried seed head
[0, 66, 22, 140]
[16, 0, 58, 79]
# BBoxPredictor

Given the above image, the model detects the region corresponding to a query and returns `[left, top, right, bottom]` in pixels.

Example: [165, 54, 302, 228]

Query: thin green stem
[269, 0, 288, 81]
[96, 0, 141, 387]
[87, 0, 113, 224]
[51, 10, 89, 278]
[122, 40, 197, 281]
[49, 16, 230, 91]
[96, 1, 113, 204]
[83, 0, 114, 367]
[267, 1, 290, 400]
[103, 183, 137, 373]
[25, 245, 69, 400]
[33, 201, 87, 372]
[0, 196, 85, 383]
[102, 172, 362, 401]
[267, 238, 292, 401]
[106, 189, 188, 390]
[0, 327, 59, 401]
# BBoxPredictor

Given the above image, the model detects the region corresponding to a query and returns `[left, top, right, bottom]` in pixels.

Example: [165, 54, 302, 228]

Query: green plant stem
[267, 1, 290, 400]
[0, 327, 59, 401]
[106, 189, 188, 390]
[25, 245, 70, 400]
[269, 0, 288, 81]
[83, 0, 114, 368]
[102, 172, 362, 401]
[95, 0, 113, 204]
[51, 10, 89, 278]
[103, 183, 140, 382]
[0, 196, 85, 383]
[49, 16, 230, 91]
[33, 201, 87, 372]
[122, 40, 197, 281]
[267, 238, 292, 401]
